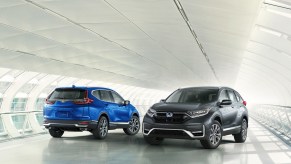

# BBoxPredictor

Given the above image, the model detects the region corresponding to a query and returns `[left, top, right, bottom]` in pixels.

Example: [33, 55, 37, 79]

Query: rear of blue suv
[43, 86, 140, 139]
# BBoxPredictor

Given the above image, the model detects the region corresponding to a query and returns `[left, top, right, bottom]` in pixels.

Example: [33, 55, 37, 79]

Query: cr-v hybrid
[43, 86, 140, 139]
[143, 87, 248, 149]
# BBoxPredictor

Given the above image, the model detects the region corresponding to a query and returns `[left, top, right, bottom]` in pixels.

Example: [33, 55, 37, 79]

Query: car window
[49, 89, 85, 100]
[219, 90, 229, 102]
[228, 90, 237, 102]
[99, 90, 113, 102]
[166, 90, 182, 103]
[92, 90, 101, 99]
[111, 91, 124, 104]
[234, 91, 243, 103]
[166, 88, 218, 103]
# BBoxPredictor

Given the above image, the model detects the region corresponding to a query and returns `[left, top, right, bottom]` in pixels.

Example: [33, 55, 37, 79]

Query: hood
[151, 102, 215, 112]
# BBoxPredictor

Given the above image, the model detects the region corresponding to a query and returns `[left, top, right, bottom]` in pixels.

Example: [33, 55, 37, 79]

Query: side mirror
[219, 99, 232, 106]
[160, 99, 166, 103]
[123, 100, 130, 106]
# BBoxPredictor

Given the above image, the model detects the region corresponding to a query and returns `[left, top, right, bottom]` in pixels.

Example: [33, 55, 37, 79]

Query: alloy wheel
[100, 119, 108, 137]
[241, 120, 247, 140]
[129, 117, 139, 133]
[209, 124, 221, 145]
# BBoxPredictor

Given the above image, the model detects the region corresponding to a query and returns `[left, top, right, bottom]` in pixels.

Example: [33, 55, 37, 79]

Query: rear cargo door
[45, 88, 89, 120]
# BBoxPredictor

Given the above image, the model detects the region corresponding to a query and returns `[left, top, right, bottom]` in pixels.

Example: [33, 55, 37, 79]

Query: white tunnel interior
[0, 0, 291, 148]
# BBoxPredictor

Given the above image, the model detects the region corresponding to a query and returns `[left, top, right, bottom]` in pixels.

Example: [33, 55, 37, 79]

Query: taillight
[74, 98, 93, 104]
[45, 98, 55, 104]
[243, 101, 247, 106]
[74, 90, 93, 104]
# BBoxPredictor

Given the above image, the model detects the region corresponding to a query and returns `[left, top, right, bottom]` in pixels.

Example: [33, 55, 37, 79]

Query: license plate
[57, 111, 69, 118]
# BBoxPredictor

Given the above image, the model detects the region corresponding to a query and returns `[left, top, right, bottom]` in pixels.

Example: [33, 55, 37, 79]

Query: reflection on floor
[0, 119, 290, 164]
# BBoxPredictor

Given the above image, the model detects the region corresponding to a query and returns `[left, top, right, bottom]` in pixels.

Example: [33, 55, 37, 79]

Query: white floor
[0, 119, 290, 164]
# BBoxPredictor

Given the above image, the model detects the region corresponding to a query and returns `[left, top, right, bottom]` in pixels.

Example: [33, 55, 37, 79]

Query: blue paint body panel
[43, 86, 139, 123]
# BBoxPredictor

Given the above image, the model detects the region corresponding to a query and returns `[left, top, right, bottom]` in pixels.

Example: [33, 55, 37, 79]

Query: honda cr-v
[143, 87, 248, 149]
[43, 86, 140, 139]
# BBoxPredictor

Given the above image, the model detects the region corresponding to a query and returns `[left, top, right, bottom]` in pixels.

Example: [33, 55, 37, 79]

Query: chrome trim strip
[223, 126, 241, 131]
[43, 123, 88, 128]
[156, 112, 186, 114]
[110, 122, 129, 125]
[155, 111, 193, 118]
[143, 124, 205, 138]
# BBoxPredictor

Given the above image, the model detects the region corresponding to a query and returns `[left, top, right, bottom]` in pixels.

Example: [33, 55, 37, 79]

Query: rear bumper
[43, 120, 98, 131]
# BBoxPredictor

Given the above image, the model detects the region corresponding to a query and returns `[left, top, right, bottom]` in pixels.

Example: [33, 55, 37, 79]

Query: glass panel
[99, 90, 113, 102]
[166, 90, 182, 103]
[219, 90, 229, 102]
[0, 117, 4, 133]
[11, 98, 27, 112]
[166, 88, 219, 103]
[234, 91, 243, 103]
[0, 98, 3, 109]
[92, 90, 101, 99]
[49, 88, 86, 100]
[0, 82, 12, 93]
[19, 83, 36, 93]
[228, 90, 237, 102]
[35, 113, 44, 126]
[111, 91, 124, 104]
[35, 98, 45, 111]
[11, 115, 27, 130]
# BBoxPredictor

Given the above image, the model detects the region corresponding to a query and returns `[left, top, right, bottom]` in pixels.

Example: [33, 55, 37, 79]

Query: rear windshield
[48, 89, 86, 100]
[166, 88, 219, 104]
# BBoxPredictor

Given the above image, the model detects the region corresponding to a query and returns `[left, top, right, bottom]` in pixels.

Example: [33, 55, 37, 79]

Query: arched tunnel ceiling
[236, 0, 291, 105]
[0, 0, 262, 91]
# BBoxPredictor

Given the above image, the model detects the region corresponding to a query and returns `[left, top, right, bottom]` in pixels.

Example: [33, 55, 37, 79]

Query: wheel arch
[213, 115, 222, 125]
[98, 112, 110, 122]
[242, 115, 248, 127]
[132, 112, 139, 118]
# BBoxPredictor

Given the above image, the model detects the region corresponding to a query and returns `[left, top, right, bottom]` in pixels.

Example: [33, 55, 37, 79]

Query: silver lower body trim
[43, 123, 88, 128]
[143, 124, 205, 139]
[110, 122, 129, 125]
[223, 125, 241, 131]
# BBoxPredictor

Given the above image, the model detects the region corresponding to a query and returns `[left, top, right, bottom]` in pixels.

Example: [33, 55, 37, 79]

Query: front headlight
[146, 108, 156, 117]
[187, 108, 211, 118]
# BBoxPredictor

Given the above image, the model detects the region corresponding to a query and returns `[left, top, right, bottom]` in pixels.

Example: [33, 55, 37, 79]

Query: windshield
[48, 89, 86, 100]
[166, 88, 219, 103]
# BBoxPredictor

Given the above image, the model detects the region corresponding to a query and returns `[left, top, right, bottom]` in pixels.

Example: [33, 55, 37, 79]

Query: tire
[92, 116, 108, 139]
[123, 115, 140, 135]
[200, 120, 222, 149]
[234, 119, 248, 143]
[49, 128, 64, 138]
[144, 136, 164, 145]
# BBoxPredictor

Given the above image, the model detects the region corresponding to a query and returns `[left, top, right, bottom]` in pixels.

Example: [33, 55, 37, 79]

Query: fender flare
[97, 112, 110, 122]
[131, 112, 140, 118]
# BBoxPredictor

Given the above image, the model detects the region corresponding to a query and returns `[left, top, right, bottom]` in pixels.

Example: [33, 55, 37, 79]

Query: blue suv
[43, 86, 140, 139]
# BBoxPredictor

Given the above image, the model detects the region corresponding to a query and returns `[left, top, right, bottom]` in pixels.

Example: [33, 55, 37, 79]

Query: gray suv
[143, 87, 248, 149]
